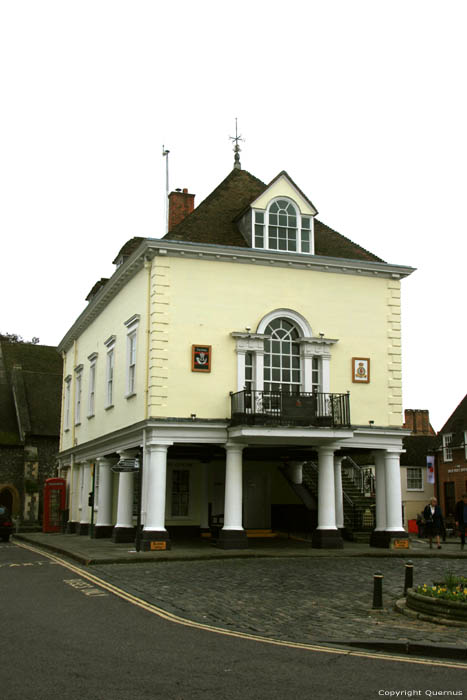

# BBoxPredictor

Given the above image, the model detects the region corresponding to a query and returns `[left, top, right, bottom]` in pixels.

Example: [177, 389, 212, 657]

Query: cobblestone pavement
[92, 557, 467, 648]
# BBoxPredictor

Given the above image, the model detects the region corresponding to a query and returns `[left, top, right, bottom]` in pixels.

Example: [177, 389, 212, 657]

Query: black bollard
[404, 560, 414, 595]
[372, 571, 383, 609]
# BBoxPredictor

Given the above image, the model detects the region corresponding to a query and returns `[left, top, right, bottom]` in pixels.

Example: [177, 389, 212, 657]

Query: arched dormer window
[253, 198, 313, 254]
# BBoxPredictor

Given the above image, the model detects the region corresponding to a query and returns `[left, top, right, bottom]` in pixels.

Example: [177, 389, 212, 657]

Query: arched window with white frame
[253, 198, 313, 254]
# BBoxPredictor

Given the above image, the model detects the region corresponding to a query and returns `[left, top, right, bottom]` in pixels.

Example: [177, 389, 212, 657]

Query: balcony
[230, 390, 351, 429]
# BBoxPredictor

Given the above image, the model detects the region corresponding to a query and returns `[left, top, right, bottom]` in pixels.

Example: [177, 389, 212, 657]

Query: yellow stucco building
[57, 163, 414, 550]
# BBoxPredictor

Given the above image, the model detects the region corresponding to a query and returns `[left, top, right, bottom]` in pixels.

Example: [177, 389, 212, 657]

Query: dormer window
[253, 198, 314, 254]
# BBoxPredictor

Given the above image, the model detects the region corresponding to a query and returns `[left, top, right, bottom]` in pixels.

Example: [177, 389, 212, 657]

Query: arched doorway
[0, 485, 20, 516]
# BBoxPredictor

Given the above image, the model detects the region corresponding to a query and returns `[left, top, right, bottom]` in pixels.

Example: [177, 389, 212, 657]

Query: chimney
[168, 188, 195, 232]
[403, 409, 434, 435]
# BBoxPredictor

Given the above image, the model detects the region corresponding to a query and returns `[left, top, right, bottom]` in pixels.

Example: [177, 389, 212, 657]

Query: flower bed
[405, 576, 467, 624]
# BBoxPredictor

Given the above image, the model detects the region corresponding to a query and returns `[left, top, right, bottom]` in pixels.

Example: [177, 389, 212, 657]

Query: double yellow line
[15, 540, 467, 670]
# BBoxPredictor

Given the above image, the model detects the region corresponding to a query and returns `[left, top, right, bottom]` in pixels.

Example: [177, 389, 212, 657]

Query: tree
[0, 332, 40, 344]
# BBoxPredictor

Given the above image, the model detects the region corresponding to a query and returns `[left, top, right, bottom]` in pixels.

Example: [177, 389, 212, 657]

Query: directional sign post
[111, 457, 140, 473]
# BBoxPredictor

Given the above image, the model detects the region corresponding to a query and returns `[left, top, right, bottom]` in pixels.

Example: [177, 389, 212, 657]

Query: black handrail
[230, 390, 350, 428]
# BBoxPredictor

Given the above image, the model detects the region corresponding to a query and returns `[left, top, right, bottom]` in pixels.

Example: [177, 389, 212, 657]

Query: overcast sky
[1, 1, 466, 431]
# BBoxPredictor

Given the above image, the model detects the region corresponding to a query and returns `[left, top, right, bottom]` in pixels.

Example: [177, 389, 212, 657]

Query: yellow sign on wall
[150, 541, 167, 551]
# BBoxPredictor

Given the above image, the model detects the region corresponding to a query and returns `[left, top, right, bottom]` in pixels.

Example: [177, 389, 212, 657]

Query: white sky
[1, 0, 466, 431]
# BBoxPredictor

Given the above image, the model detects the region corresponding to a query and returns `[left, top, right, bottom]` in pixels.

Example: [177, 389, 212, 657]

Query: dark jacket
[455, 500, 467, 526]
[423, 504, 444, 529]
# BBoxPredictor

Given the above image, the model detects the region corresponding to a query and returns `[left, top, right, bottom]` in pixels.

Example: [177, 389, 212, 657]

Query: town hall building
[57, 152, 414, 550]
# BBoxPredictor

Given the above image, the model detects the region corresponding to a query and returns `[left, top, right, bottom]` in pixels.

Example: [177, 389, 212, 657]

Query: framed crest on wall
[192, 345, 212, 372]
[352, 357, 370, 383]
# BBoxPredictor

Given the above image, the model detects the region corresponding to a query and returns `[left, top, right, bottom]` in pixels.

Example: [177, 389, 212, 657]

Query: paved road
[2, 541, 466, 700]
[90, 556, 467, 649]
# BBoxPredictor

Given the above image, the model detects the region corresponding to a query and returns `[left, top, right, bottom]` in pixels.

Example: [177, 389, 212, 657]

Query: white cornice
[57, 237, 415, 352]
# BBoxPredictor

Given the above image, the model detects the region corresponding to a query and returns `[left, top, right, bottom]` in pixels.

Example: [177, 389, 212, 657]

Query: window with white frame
[264, 318, 302, 393]
[74, 365, 83, 425]
[124, 315, 140, 397]
[443, 433, 453, 462]
[64, 375, 72, 430]
[253, 198, 313, 254]
[407, 467, 423, 490]
[171, 468, 190, 517]
[87, 353, 97, 417]
[104, 336, 116, 408]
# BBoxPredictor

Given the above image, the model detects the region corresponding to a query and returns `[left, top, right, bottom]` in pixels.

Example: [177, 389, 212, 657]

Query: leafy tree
[0, 332, 40, 344]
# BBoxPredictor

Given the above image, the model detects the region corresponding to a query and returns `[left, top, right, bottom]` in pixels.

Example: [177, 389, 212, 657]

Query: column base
[141, 529, 171, 551]
[112, 526, 136, 543]
[370, 530, 409, 549]
[312, 528, 344, 549]
[66, 521, 78, 534]
[216, 529, 248, 549]
[76, 522, 90, 536]
[92, 525, 113, 539]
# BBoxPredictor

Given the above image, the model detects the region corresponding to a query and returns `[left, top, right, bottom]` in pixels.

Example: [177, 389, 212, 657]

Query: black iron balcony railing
[230, 390, 351, 428]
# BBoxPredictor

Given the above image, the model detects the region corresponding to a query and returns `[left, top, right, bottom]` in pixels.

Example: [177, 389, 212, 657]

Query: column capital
[96, 456, 118, 466]
[145, 440, 173, 452]
[224, 442, 247, 453]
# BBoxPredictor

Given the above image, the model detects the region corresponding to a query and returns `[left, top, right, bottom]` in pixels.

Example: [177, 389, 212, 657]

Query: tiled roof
[0, 342, 62, 443]
[439, 393, 467, 446]
[400, 435, 438, 466]
[163, 167, 384, 262]
[164, 169, 266, 247]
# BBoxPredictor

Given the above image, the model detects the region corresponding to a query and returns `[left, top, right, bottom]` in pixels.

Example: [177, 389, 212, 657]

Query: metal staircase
[281, 458, 376, 540]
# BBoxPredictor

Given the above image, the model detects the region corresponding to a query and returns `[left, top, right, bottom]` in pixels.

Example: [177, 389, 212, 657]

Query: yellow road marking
[14, 540, 467, 670]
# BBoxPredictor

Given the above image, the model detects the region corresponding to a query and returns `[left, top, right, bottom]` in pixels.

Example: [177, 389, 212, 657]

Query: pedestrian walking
[423, 497, 444, 550]
[454, 492, 467, 551]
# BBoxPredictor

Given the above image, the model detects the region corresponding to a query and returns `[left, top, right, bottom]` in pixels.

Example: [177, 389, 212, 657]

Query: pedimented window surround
[232, 309, 338, 393]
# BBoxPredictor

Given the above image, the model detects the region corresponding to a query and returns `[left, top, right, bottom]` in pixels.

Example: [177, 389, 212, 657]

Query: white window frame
[87, 353, 98, 418]
[124, 315, 140, 398]
[168, 464, 192, 519]
[104, 335, 116, 409]
[252, 197, 315, 255]
[406, 466, 423, 491]
[443, 433, 453, 462]
[74, 365, 83, 425]
[64, 375, 72, 431]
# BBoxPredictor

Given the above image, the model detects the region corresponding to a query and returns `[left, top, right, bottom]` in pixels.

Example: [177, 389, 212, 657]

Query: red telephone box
[43, 478, 66, 532]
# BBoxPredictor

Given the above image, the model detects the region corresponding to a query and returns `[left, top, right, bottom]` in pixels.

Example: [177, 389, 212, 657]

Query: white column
[321, 353, 331, 394]
[317, 446, 337, 530]
[334, 455, 344, 529]
[255, 351, 264, 392]
[69, 462, 80, 523]
[79, 462, 92, 525]
[287, 461, 304, 485]
[200, 462, 209, 530]
[115, 471, 134, 529]
[144, 443, 171, 533]
[222, 443, 245, 531]
[385, 451, 404, 532]
[373, 451, 387, 531]
[95, 458, 114, 528]
[236, 349, 246, 391]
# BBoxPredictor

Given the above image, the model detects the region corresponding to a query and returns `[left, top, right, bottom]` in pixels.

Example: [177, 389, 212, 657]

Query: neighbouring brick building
[400, 409, 437, 526]
[436, 394, 467, 520]
[0, 340, 63, 524]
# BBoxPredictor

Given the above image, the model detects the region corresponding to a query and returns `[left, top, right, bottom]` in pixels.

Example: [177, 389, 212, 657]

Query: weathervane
[229, 118, 244, 170]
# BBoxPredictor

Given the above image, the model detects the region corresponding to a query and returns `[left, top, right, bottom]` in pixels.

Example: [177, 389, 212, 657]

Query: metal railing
[343, 456, 375, 496]
[230, 390, 351, 428]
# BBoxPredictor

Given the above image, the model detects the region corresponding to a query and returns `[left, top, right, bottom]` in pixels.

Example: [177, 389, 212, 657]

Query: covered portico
[58, 419, 408, 551]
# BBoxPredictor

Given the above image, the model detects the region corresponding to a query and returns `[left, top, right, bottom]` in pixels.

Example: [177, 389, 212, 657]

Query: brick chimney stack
[168, 188, 195, 232]
[403, 409, 435, 435]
